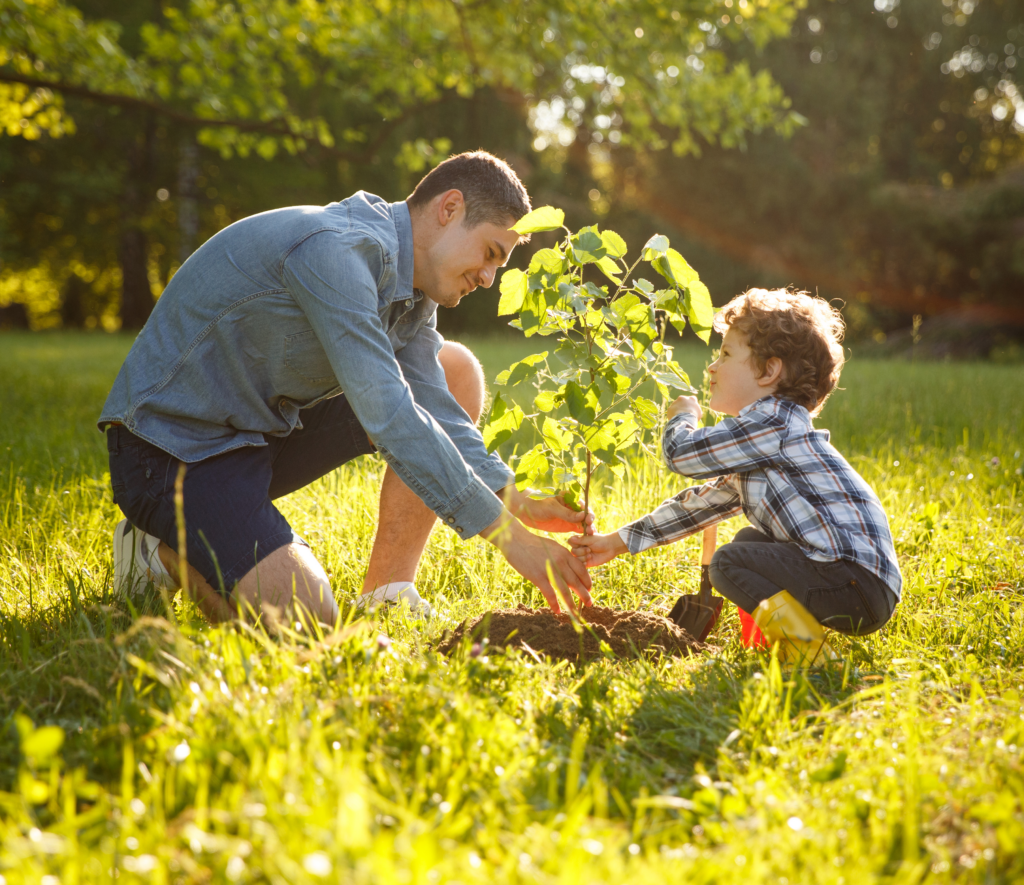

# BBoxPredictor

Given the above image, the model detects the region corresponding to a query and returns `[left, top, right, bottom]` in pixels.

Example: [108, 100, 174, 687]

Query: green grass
[1, 330, 1023, 884]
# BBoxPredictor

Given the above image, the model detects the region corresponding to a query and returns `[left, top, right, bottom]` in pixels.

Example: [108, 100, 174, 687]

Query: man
[100, 151, 592, 626]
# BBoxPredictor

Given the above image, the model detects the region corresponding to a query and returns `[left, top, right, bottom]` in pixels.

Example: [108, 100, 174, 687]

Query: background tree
[577, 0, 1024, 346]
[0, 0, 802, 328]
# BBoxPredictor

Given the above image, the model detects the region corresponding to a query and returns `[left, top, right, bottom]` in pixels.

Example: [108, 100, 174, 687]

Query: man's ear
[436, 189, 465, 227]
[758, 356, 784, 388]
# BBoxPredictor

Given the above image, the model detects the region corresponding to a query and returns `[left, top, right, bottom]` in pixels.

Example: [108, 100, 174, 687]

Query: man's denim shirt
[99, 193, 513, 539]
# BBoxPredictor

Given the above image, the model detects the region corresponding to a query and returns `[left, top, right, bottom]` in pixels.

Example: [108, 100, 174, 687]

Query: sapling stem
[583, 263, 596, 518]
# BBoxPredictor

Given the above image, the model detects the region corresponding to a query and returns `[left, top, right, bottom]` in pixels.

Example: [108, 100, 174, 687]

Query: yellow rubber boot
[753, 590, 837, 665]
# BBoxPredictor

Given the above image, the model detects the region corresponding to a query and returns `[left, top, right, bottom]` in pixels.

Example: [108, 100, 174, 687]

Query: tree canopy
[1, 0, 1021, 339]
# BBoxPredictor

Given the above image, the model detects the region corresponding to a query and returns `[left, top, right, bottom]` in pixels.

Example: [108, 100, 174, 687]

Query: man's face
[418, 215, 520, 309]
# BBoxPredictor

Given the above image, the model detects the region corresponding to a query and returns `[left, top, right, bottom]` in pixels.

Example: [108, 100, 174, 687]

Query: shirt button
[405, 299, 413, 308]
[456, 526, 463, 533]
[447, 516, 455, 524]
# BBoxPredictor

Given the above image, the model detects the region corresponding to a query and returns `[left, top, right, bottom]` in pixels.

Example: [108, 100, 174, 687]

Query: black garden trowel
[667, 525, 723, 642]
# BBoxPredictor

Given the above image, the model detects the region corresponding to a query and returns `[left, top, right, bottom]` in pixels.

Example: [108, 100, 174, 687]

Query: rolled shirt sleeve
[394, 318, 515, 494]
[662, 407, 786, 479]
[283, 231, 503, 538]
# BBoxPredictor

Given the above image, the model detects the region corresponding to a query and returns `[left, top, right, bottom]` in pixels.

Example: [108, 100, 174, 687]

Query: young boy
[570, 288, 901, 638]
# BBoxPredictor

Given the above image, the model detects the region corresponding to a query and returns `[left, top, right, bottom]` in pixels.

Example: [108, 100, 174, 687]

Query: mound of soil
[436, 604, 703, 663]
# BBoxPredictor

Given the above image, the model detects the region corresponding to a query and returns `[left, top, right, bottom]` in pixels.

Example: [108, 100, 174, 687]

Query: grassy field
[1, 330, 1023, 884]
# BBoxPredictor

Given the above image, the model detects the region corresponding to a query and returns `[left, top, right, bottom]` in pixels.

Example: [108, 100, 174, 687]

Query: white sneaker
[113, 519, 176, 601]
[355, 582, 434, 619]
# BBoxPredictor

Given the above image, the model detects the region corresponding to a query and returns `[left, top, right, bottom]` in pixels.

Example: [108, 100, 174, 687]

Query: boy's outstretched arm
[569, 529, 628, 568]
[621, 475, 742, 554]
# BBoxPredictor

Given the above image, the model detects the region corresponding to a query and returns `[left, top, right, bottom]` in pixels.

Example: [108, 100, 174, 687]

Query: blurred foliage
[0, 0, 801, 328]
[594, 0, 1024, 339]
[0, 0, 1021, 340]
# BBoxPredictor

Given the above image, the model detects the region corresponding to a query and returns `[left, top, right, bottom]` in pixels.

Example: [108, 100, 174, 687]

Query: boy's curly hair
[713, 288, 846, 416]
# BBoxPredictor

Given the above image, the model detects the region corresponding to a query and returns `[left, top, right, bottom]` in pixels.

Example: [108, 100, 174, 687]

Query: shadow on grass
[0, 571, 187, 791]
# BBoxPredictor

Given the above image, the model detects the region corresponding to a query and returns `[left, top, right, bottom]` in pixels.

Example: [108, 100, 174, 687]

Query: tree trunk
[118, 227, 151, 329]
[60, 274, 88, 328]
[177, 137, 199, 264]
[119, 114, 156, 330]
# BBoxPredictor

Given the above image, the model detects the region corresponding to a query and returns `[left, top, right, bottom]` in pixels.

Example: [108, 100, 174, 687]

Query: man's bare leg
[360, 341, 485, 595]
[158, 541, 339, 629]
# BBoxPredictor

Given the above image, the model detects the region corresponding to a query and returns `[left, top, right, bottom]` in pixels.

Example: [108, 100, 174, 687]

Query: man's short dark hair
[407, 150, 531, 230]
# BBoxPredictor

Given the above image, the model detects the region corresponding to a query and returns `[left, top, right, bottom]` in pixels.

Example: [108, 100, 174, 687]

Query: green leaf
[22, 726, 65, 763]
[651, 367, 696, 393]
[512, 206, 565, 234]
[569, 226, 607, 264]
[582, 419, 619, 464]
[14, 715, 34, 742]
[641, 234, 669, 260]
[809, 751, 847, 783]
[495, 351, 548, 386]
[514, 445, 550, 488]
[600, 229, 627, 258]
[497, 268, 528, 316]
[667, 360, 692, 387]
[610, 292, 642, 326]
[517, 286, 548, 336]
[561, 482, 583, 511]
[628, 311, 657, 358]
[564, 381, 599, 425]
[631, 396, 660, 429]
[528, 248, 565, 275]
[612, 410, 640, 446]
[595, 256, 623, 286]
[653, 248, 699, 288]
[534, 389, 560, 413]
[20, 775, 49, 804]
[482, 393, 525, 453]
[599, 366, 631, 395]
[685, 279, 715, 343]
[542, 417, 573, 454]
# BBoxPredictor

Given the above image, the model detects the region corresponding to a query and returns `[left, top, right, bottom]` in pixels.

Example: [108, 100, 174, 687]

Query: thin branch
[0, 70, 459, 166]
[0, 71, 297, 136]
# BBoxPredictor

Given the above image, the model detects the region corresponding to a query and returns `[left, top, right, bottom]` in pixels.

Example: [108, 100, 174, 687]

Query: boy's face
[707, 328, 779, 416]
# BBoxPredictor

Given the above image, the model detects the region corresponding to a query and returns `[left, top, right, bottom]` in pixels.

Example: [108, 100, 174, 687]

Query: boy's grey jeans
[710, 527, 898, 636]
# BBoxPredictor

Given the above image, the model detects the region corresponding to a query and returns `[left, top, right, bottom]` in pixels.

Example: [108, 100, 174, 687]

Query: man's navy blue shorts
[106, 394, 375, 596]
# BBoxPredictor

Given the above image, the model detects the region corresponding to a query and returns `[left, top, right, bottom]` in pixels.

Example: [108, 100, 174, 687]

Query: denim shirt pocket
[284, 329, 337, 384]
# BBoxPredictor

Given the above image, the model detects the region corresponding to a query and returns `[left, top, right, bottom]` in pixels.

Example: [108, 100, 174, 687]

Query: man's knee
[439, 341, 485, 423]
[234, 542, 338, 627]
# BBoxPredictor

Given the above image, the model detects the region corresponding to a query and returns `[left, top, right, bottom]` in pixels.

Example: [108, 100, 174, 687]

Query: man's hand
[569, 530, 628, 569]
[666, 395, 703, 423]
[483, 510, 593, 614]
[501, 486, 596, 536]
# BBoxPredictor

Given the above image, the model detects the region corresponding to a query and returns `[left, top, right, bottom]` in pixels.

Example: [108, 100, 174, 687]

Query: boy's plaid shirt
[620, 397, 903, 598]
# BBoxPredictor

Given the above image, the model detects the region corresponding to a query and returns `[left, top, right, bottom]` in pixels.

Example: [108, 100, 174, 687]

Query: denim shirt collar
[391, 200, 422, 304]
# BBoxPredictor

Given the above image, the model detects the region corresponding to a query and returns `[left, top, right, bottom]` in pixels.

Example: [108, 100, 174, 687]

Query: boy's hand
[569, 530, 628, 568]
[666, 395, 703, 422]
[501, 487, 596, 535]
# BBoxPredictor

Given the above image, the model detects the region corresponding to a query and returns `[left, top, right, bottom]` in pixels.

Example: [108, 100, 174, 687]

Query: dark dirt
[435, 604, 703, 663]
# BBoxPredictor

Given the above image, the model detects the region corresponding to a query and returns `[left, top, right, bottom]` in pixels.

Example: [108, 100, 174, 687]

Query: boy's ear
[758, 356, 784, 388]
